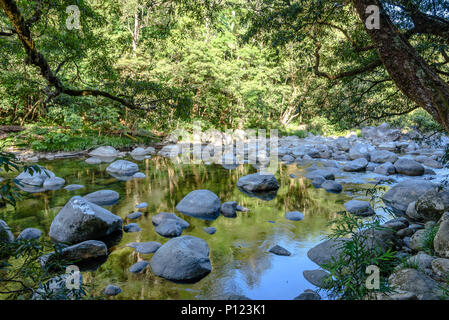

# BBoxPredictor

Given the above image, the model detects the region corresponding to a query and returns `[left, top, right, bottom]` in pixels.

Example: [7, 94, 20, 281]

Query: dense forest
[1, 0, 448, 151]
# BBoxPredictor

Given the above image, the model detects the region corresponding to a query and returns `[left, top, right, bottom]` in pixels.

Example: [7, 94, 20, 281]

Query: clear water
[0, 156, 390, 300]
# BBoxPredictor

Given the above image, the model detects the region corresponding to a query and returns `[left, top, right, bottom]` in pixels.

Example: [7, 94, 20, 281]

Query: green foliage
[423, 224, 440, 255]
[322, 212, 398, 300]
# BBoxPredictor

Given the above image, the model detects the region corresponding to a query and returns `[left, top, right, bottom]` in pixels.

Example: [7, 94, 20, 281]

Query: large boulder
[150, 236, 211, 282]
[413, 190, 449, 222]
[343, 158, 368, 172]
[106, 160, 139, 176]
[0, 219, 14, 243]
[370, 150, 398, 164]
[388, 268, 442, 300]
[236, 173, 280, 192]
[176, 190, 221, 220]
[349, 143, 374, 160]
[83, 190, 120, 206]
[394, 158, 425, 176]
[49, 196, 123, 244]
[434, 220, 449, 258]
[382, 180, 436, 214]
[88, 146, 118, 158]
[344, 200, 375, 217]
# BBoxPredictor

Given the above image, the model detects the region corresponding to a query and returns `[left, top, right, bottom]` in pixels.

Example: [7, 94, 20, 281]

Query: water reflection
[0, 156, 371, 300]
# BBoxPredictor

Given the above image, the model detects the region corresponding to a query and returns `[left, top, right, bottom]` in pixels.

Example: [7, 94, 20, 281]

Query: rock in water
[49, 196, 122, 244]
[293, 290, 321, 300]
[0, 219, 14, 243]
[39, 240, 107, 268]
[126, 242, 161, 254]
[236, 173, 280, 192]
[321, 180, 343, 194]
[43, 177, 66, 190]
[136, 202, 148, 209]
[268, 245, 291, 256]
[17, 228, 42, 240]
[343, 158, 368, 172]
[374, 162, 396, 175]
[285, 211, 304, 221]
[104, 285, 122, 296]
[106, 160, 139, 176]
[150, 236, 211, 282]
[129, 261, 149, 274]
[126, 212, 142, 220]
[344, 200, 375, 217]
[88, 146, 118, 158]
[382, 180, 436, 214]
[64, 184, 85, 191]
[307, 239, 347, 267]
[203, 227, 217, 235]
[394, 158, 425, 176]
[370, 150, 398, 164]
[176, 190, 221, 220]
[124, 223, 141, 233]
[303, 270, 332, 288]
[152, 212, 189, 238]
[83, 190, 120, 206]
[221, 201, 238, 218]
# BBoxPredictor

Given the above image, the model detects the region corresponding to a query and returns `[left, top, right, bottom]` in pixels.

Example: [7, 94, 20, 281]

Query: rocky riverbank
[2, 122, 449, 300]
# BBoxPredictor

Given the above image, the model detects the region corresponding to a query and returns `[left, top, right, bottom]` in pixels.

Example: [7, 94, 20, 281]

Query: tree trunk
[351, 0, 449, 133]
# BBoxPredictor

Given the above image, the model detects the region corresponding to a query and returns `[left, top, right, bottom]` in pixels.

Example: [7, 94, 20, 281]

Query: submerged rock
[150, 236, 211, 282]
[129, 261, 149, 274]
[236, 173, 280, 193]
[83, 190, 120, 206]
[221, 201, 238, 218]
[104, 284, 122, 296]
[285, 211, 304, 221]
[293, 290, 321, 300]
[64, 184, 85, 191]
[176, 190, 221, 220]
[268, 245, 291, 256]
[49, 196, 123, 244]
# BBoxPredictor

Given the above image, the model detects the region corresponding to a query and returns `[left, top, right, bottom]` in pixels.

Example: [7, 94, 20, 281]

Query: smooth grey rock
[269, 245, 291, 256]
[344, 200, 375, 217]
[17, 228, 42, 240]
[133, 172, 146, 179]
[0, 219, 14, 243]
[124, 223, 141, 233]
[203, 227, 217, 235]
[126, 241, 161, 254]
[305, 169, 335, 180]
[221, 201, 238, 218]
[42, 177, 65, 190]
[85, 157, 102, 165]
[150, 236, 211, 282]
[106, 160, 139, 176]
[322, 180, 343, 194]
[83, 190, 120, 206]
[343, 158, 368, 172]
[382, 180, 436, 214]
[152, 212, 189, 238]
[89, 146, 118, 158]
[303, 270, 332, 288]
[64, 184, 85, 191]
[307, 239, 347, 267]
[349, 143, 373, 160]
[285, 211, 304, 221]
[394, 158, 425, 176]
[176, 190, 221, 220]
[104, 284, 122, 296]
[370, 150, 398, 164]
[312, 176, 326, 188]
[388, 268, 442, 300]
[415, 156, 443, 169]
[374, 162, 396, 175]
[236, 173, 280, 192]
[49, 196, 122, 244]
[129, 261, 149, 274]
[403, 252, 434, 272]
[410, 229, 427, 252]
[126, 212, 142, 220]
